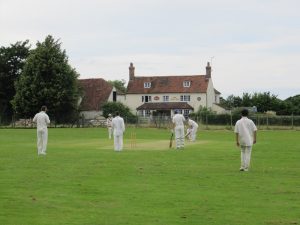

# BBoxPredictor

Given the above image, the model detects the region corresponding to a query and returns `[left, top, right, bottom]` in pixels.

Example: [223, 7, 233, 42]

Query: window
[163, 96, 169, 102]
[174, 109, 182, 114]
[183, 81, 191, 87]
[180, 95, 190, 102]
[147, 96, 151, 102]
[144, 82, 151, 88]
[142, 95, 152, 102]
[183, 109, 190, 116]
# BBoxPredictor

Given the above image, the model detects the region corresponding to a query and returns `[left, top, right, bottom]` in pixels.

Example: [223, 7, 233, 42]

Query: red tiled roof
[78, 78, 113, 111]
[127, 75, 209, 94]
[136, 102, 194, 110]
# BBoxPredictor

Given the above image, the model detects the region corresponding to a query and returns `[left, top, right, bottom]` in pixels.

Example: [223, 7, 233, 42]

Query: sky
[1, 0, 299, 100]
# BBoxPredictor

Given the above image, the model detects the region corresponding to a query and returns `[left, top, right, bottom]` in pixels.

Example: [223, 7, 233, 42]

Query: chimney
[205, 62, 211, 79]
[129, 62, 135, 81]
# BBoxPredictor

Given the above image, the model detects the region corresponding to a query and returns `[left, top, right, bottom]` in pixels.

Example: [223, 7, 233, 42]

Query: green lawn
[0, 128, 299, 225]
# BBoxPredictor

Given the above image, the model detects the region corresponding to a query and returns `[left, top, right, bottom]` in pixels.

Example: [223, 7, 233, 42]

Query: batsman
[186, 117, 199, 141]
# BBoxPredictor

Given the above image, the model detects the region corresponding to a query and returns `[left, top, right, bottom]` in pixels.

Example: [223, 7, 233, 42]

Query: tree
[223, 95, 242, 109]
[251, 92, 279, 113]
[196, 106, 215, 116]
[219, 97, 228, 109]
[0, 41, 30, 123]
[12, 35, 80, 123]
[241, 92, 252, 107]
[102, 102, 137, 123]
[108, 79, 127, 93]
[218, 92, 299, 115]
[219, 95, 234, 109]
[278, 95, 300, 115]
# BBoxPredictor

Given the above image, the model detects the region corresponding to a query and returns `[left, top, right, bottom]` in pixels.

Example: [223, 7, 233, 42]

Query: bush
[102, 102, 137, 122]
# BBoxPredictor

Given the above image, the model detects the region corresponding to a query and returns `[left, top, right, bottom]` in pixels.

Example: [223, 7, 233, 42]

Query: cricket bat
[185, 131, 191, 138]
[169, 133, 174, 148]
[185, 131, 191, 140]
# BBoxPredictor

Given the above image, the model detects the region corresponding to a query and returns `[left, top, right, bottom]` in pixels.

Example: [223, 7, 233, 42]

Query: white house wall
[80, 110, 102, 120]
[212, 103, 226, 114]
[107, 87, 115, 101]
[206, 79, 216, 108]
[117, 95, 126, 103]
[126, 92, 208, 114]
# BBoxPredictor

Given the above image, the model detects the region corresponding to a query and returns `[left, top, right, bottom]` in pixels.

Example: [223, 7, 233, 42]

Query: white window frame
[163, 96, 169, 102]
[145, 110, 151, 116]
[142, 95, 152, 102]
[144, 82, 151, 88]
[180, 95, 190, 102]
[183, 81, 191, 87]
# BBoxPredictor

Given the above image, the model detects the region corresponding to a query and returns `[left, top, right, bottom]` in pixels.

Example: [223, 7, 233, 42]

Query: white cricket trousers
[240, 146, 252, 169]
[114, 134, 123, 151]
[108, 127, 112, 139]
[175, 125, 185, 149]
[191, 127, 198, 141]
[37, 128, 48, 155]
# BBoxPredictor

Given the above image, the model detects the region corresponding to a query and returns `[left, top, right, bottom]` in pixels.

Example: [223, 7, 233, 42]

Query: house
[78, 78, 125, 119]
[126, 62, 224, 117]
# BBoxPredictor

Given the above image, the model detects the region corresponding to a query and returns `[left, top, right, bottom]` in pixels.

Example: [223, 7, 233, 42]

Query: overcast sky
[1, 0, 299, 100]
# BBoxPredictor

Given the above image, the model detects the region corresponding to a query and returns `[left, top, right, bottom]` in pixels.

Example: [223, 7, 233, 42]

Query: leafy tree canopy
[280, 95, 300, 115]
[102, 101, 137, 123]
[12, 35, 80, 123]
[220, 92, 300, 115]
[108, 79, 127, 93]
[0, 40, 30, 123]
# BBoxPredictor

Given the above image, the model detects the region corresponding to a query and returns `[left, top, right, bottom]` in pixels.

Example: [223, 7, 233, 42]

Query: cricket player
[186, 127, 192, 141]
[234, 109, 257, 172]
[186, 117, 199, 141]
[32, 106, 50, 155]
[106, 114, 113, 139]
[111, 111, 125, 151]
[172, 110, 185, 149]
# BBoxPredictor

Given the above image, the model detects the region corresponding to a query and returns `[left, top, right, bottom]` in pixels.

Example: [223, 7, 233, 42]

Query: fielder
[234, 108, 257, 172]
[172, 110, 185, 149]
[106, 113, 113, 139]
[111, 111, 125, 151]
[32, 106, 50, 155]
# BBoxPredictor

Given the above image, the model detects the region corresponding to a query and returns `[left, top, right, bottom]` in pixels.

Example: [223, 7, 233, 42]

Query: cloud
[1, 0, 299, 100]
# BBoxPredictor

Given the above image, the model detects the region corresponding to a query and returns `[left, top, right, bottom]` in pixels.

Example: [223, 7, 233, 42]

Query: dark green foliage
[102, 101, 137, 123]
[12, 35, 80, 123]
[278, 95, 300, 115]
[251, 92, 279, 112]
[108, 79, 127, 93]
[219, 95, 242, 109]
[189, 106, 216, 118]
[0, 41, 30, 123]
[220, 92, 300, 115]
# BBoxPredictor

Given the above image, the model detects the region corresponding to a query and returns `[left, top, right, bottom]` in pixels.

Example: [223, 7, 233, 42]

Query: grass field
[0, 128, 299, 225]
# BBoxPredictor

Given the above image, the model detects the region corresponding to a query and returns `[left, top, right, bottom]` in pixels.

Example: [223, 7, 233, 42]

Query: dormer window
[144, 82, 151, 88]
[183, 81, 191, 87]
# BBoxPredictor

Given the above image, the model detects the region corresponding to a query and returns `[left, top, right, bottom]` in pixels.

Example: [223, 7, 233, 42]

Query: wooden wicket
[130, 132, 137, 149]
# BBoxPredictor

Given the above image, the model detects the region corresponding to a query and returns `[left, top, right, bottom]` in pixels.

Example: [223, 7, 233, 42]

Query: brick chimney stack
[129, 62, 135, 81]
[206, 62, 211, 79]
